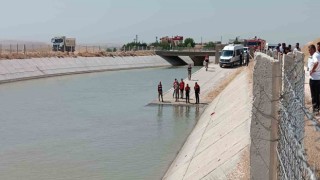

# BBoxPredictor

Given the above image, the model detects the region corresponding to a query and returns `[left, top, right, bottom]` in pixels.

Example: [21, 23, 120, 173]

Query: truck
[244, 37, 266, 52]
[51, 36, 76, 52]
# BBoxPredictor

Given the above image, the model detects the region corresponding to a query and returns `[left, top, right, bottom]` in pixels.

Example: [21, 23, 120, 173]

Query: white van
[219, 44, 244, 67]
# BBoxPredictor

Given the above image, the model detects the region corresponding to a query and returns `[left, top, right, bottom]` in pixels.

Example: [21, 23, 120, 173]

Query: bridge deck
[148, 63, 238, 106]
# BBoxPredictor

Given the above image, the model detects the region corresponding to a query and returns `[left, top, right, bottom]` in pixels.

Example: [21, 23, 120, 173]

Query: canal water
[0, 66, 203, 180]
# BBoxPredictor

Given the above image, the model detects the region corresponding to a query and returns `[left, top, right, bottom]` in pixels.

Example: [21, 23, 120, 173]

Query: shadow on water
[156, 104, 204, 122]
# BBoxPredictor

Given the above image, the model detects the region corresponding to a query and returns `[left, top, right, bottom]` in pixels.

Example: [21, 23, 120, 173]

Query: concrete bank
[163, 69, 252, 179]
[0, 55, 173, 83]
[149, 63, 236, 106]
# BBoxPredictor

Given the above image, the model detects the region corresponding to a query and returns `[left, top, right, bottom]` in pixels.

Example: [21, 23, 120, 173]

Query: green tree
[204, 41, 216, 49]
[184, 38, 195, 48]
[122, 41, 148, 51]
[233, 37, 241, 44]
[159, 41, 170, 50]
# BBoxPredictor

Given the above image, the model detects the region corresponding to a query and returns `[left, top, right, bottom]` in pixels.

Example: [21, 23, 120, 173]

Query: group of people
[158, 65, 201, 104]
[273, 42, 301, 54]
[307, 42, 320, 113]
[239, 52, 250, 66]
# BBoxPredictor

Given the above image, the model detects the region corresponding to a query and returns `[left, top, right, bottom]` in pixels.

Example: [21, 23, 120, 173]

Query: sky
[0, 0, 318, 46]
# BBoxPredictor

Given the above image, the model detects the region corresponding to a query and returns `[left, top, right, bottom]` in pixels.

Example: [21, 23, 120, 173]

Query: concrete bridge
[155, 49, 221, 66]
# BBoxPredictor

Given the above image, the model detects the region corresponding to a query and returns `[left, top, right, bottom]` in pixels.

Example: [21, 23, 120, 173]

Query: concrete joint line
[181, 91, 224, 180]
[194, 117, 251, 158]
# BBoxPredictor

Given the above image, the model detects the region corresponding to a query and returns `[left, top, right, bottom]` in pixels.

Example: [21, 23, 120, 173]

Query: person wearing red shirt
[185, 84, 190, 103]
[179, 79, 185, 99]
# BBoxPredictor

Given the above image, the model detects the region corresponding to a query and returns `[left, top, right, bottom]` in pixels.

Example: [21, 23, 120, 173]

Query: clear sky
[0, 0, 318, 46]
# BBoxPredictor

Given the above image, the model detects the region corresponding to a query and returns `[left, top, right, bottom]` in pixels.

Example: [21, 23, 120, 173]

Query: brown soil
[204, 60, 254, 102]
[227, 147, 250, 180]
[304, 78, 320, 177]
[302, 38, 320, 64]
[0, 50, 156, 60]
[302, 37, 320, 178]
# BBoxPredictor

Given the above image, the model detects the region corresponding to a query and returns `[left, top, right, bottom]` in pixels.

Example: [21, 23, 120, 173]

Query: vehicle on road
[51, 36, 76, 52]
[219, 44, 244, 68]
[244, 37, 266, 52]
[265, 43, 278, 51]
[243, 47, 249, 53]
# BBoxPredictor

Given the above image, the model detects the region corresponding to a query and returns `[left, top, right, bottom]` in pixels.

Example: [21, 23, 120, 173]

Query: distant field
[0, 44, 155, 59]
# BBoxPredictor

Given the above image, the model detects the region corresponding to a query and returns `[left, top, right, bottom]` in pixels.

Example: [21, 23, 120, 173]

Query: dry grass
[204, 65, 248, 102]
[304, 77, 320, 177]
[302, 38, 320, 64]
[301, 37, 320, 178]
[0, 50, 156, 60]
[227, 147, 250, 180]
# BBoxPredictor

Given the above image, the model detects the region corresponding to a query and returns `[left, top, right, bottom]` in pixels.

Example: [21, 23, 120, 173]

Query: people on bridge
[158, 81, 163, 102]
[179, 79, 185, 99]
[194, 82, 200, 104]
[188, 64, 192, 80]
[308, 43, 320, 113]
[185, 84, 190, 103]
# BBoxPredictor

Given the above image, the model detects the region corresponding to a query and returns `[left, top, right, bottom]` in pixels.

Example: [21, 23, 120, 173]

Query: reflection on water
[0, 66, 203, 180]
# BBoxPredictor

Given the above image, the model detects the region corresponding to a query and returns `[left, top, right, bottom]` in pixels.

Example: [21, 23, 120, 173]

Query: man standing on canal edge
[158, 81, 163, 102]
[179, 79, 185, 99]
[309, 44, 320, 113]
[246, 52, 250, 66]
[185, 84, 190, 103]
[194, 82, 200, 104]
[174, 81, 179, 102]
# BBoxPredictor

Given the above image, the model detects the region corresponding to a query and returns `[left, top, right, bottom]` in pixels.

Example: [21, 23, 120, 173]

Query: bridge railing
[154, 47, 216, 52]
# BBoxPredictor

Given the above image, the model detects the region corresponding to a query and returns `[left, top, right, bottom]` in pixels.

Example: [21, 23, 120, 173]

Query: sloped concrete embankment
[0, 56, 176, 83]
[163, 69, 252, 179]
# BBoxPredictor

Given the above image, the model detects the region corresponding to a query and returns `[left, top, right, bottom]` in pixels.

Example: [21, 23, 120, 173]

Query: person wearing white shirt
[293, 42, 301, 52]
[309, 44, 320, 112]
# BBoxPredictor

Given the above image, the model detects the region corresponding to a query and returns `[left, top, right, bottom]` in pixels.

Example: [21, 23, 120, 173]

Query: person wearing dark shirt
[158, 81, 163, 102]
[185, 84, 190, 103]
[194, 82, 200, 104]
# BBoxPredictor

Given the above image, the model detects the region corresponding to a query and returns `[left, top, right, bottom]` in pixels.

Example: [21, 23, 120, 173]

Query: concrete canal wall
[163, 68, 252, 180]
[0, 55, 173, 83]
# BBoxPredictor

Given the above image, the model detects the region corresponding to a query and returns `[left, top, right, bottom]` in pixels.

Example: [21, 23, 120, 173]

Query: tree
[184, 38, 195, 48]
[122, 41, 147, 51]
[233, 37, 241, 44]
[204, 41, 216, 49]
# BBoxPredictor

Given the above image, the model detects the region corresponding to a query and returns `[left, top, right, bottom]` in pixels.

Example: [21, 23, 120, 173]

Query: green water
[0, 66, 202, 180]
